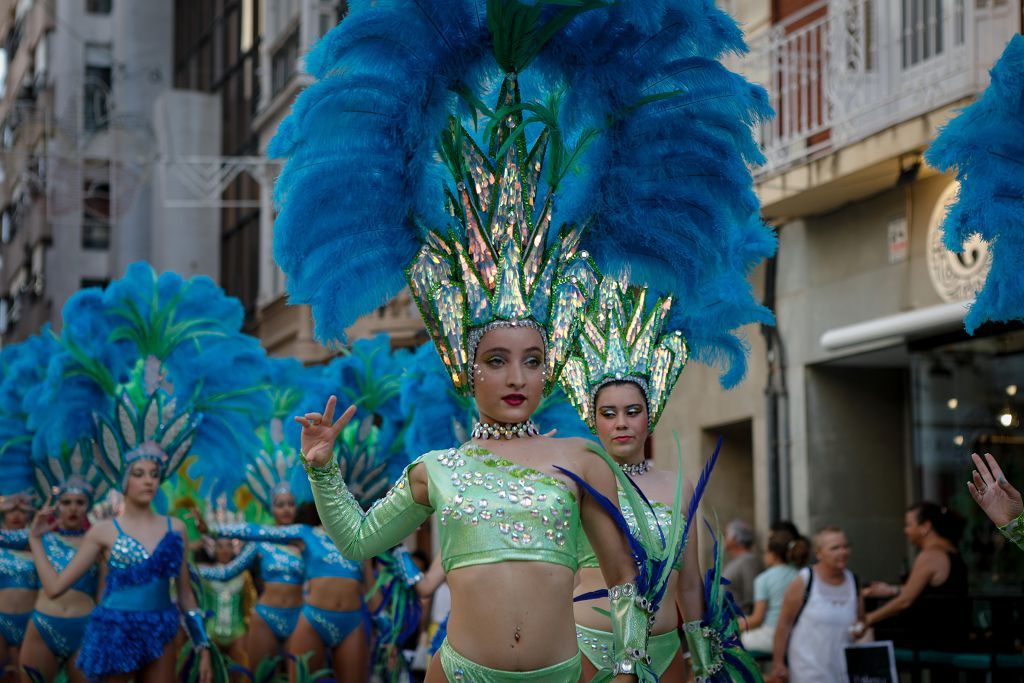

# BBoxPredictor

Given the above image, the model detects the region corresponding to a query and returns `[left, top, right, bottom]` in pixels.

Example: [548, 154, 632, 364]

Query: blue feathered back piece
[29, 262, 271, 488]
[925, 34, 1024, 333]
[271, 0, 775, 387]
[400, 341, 592, 461]
[0, 334, 56, 503]
[316, 335, 415, 508]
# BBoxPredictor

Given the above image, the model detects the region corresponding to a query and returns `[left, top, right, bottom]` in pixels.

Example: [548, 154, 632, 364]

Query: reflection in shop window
[912, 330, 1024, 591]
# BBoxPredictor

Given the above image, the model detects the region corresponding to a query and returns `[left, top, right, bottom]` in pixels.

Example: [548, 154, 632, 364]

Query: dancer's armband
[304, 455, 433, 560]
[394, 545, 424, 587]
[999, 511, 1024, 551]
[184, 609, 211, 650]
[683, 620, 723, 681]
[609, 582, 653, 676]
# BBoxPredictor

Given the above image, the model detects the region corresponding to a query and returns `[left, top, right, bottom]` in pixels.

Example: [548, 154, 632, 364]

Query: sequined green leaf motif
[560, 278, 689, 430]
[406, 76, 598, 396]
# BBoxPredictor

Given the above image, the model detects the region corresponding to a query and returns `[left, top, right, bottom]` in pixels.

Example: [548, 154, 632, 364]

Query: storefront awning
[820, 300, 972, 352]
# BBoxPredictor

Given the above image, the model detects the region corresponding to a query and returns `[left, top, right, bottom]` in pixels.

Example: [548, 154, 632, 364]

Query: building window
[901, 0, 947, 68]
[84, 44, 112, 132]
[80, 278, 108, 289]
[86, 0, 112, 14]
[82, 163, 110, 250]
[270, 28, 299, 96]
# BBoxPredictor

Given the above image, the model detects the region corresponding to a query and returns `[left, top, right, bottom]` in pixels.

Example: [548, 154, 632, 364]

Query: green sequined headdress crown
[406, 79, 599, 397]
[560, 278, 688, 431]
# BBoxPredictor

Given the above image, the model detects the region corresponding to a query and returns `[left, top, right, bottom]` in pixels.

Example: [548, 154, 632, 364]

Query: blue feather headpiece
[234, 356, 324, 509]
[925, 34, 1024, 333]
[30, 262, 271, 490]
[318, 335, 415, 508]
[271, 0, 775, 392]
[0, 331, 61, 512]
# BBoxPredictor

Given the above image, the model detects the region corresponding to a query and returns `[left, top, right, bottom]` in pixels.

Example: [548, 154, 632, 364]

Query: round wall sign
[927, 181, 991, 303]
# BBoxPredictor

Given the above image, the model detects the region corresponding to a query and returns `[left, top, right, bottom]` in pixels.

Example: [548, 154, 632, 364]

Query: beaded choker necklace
[619, 460, 650, 476]
[471, 420, 540, 440]
[56, 528, 87, 537]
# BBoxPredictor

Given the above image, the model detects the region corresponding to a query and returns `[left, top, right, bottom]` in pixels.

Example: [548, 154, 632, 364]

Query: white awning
[820, 300, 971, 352]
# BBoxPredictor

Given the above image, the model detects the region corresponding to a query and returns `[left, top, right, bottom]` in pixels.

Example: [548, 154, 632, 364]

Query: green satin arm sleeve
[609, 582, 655, 680]
[999, 511, 1024, 550]
[683, 620, 720, 681]
[306, 457, 434, 561]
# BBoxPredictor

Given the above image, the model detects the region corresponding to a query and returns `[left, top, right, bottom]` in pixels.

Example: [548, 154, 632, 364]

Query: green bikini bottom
[438, 639, 583, 682]
[576, 624, 681, 676]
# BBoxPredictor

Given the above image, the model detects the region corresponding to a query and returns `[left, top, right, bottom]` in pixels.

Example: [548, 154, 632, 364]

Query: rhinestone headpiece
[94, 376, 200, 489]
[245, 418, 301, 511]
[35, 441, 111, 505]
[406, 78, 598, 397]
[560, 278, 689, 431]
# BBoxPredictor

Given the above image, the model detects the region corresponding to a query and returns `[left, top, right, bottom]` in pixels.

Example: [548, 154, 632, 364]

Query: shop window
[911, 330, 1024, 591]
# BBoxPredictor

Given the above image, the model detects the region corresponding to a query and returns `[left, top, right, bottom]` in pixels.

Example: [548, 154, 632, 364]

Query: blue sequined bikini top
[0, 529, 40, 590]
[421, 444, 581, 573]
[44, 532, 99, 596]
[108, 517, 182, 576]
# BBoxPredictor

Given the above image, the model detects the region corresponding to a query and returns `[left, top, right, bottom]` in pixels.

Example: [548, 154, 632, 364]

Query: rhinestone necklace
[619, 460, 650, 476]
[471, 420, 540, 440]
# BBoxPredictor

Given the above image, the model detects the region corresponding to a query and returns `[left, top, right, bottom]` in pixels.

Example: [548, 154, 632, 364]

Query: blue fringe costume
[76, 518, 184, 677]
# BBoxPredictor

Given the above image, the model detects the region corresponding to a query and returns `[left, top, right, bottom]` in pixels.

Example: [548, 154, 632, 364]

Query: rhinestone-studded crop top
[577, 488, 682, 572]
[425, 445, 581, 572]
[214, 523, 361, 582]
[308, 443, 582, 573]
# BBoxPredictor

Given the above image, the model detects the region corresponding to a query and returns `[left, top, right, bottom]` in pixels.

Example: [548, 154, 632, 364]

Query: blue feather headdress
[230, 356, 325, 509]
[271, 0, 774, 391]
[925, 34, 1024, 333]
[29, 262, 271, 490]
[0, 331, 61, 512]
[317, 335, 416, 508]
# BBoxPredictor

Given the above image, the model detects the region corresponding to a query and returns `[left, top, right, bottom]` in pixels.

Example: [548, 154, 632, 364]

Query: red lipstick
[502, 393, 526, 406]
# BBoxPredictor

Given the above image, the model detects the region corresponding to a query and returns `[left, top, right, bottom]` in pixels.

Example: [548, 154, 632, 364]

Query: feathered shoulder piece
[271, 0, 775, 391]
[30, 262, 270, 489]
[560, 277, 687, 431]
[925, 34, 1024, 333]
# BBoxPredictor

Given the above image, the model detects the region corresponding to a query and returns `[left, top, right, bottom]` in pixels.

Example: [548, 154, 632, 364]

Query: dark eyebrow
[598, 403, 644, 410]
[481, 347, 510, 354]
[524, 346, 543, 354]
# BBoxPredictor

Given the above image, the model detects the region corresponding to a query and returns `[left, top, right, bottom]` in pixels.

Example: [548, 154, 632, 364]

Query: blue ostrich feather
[271, 1, 774, 388]
[31, 263, 271, 489]
[925, 34, 1024, 333]
[0, 332, 62, 489]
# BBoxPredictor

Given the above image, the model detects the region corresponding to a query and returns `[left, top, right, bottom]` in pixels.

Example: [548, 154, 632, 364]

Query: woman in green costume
[199, 538, 256, 679]
[559, 279, 704, 679]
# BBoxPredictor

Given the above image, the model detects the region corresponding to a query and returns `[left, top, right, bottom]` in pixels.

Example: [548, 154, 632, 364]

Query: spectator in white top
[770, 526, 865, 683]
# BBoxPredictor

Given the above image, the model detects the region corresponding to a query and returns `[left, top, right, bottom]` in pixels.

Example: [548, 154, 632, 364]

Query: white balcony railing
[743, 0, 1020, 178]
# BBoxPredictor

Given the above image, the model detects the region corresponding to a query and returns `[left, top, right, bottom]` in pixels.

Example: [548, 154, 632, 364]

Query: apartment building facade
[0, 0, 221, 343]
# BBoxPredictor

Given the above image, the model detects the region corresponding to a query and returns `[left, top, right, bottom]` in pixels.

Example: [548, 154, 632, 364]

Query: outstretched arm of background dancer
[968, 452, 1024, 549]
[298, 395, 434, 561]
[27, 498, 103, 599]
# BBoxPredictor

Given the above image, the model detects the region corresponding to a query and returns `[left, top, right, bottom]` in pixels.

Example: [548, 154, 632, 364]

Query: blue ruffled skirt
[76, 605, 180, 677]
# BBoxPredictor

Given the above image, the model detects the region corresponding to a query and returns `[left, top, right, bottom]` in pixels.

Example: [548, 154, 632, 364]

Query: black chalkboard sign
[844, 641, 898, 683]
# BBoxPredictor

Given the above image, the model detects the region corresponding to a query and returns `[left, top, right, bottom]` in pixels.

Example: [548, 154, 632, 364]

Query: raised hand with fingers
[294, 395, 357, 468]
[968, 452, 1024, 549]
[29, 496, 57, 538]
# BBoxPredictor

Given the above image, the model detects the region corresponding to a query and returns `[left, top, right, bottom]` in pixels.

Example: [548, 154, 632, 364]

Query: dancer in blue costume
[2, 442, 110, 682]
[0, 332, 54, 679]
[270, 1, 773, 679]
[196, 358, 313, 673]
[212, 339, 413, 681]
[26, 263, 270, 682]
